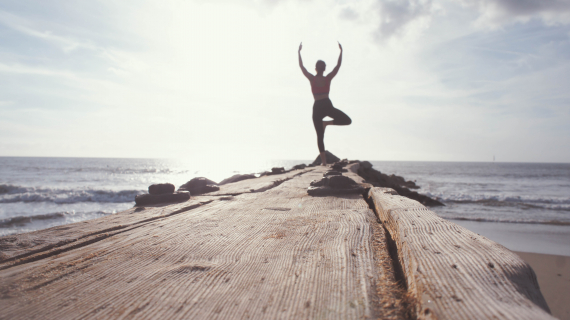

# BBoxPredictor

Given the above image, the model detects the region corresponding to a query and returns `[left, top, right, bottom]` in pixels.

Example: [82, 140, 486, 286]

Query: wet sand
[514, 252, 570, 320]
[452, 220, 570, 257]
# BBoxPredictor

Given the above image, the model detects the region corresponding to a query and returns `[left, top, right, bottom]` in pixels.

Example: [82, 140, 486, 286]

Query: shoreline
[514, 251, 570, 320]
[452, 219, 570, 257]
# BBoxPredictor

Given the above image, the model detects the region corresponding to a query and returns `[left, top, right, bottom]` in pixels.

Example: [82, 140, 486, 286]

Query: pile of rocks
[356, 161, 444, 207]
[135, 177, 222, 206]
[178, 177, 220, 194]
[134, 162, 311, 206]
[307, 161, 364, 196]
[132, 153, 441, 207]
[135, 183, 190, 206]
[310, 151, 340, 166]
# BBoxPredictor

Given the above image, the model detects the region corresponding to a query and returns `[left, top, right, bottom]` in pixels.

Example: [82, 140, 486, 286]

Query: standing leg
[313, 114, 325, 158]
[313, 103, 327, 165]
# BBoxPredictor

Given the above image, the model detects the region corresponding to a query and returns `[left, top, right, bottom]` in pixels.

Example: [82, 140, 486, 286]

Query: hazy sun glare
[1, 0, 569, 162]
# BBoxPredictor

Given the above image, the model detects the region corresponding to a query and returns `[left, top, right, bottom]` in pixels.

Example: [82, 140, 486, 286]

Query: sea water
[370, 161, 570, 226]
[0, 157, 303, 236]
[1, 158, 569, 243]
[371, 161, 570, 256]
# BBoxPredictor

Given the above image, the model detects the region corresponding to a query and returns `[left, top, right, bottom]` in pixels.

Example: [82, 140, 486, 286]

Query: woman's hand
[338, 41, 342, 51]
[299, 42, 303, 52]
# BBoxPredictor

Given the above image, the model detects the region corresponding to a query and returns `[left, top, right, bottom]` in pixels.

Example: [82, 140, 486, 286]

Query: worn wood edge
[0, 169, 314, 265]
[0, 199, 216, 269]
[368, 187, 555, 320]
[201, 168, 315, 196]
[0, 167, 403, 320]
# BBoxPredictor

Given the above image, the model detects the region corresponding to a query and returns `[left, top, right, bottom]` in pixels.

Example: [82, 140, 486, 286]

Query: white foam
[0, 185, 144, 204]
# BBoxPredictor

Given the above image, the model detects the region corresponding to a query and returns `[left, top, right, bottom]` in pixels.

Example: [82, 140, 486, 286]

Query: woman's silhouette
[298, 42, 351, 165]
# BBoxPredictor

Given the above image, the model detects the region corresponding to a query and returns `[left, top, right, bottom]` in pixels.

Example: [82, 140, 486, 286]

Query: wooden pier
[0, 163, 555, 319]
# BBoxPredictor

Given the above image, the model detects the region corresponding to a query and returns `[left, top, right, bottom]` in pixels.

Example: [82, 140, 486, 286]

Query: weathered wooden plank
[0, 167, 405, 319]
[0, 198, 216, 266]
[0, 169, 312, 266]
[201, 168, 313, 196]
[368, 187, 555, 320]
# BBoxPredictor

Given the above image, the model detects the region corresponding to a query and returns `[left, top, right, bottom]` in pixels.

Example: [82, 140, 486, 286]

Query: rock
[331, 160, 349, 170]
[307, 175, 364, 196]
[355, 165, 443, 206]
[178, 177, 220, 195]
[331, 162, 348, 172]
[389, 174, 419, 189]
[219, 174, 256, 185]
[331, 163, 343, 171]
[271, 167, 285, 174]
[200, 185, 220, 194]
[135, 191, 190, 206]
[328, 175, 357, 189]
[311, 151, 341, 165]
[309, 179, 326, 187]
[359, 161, 373, 170]
[148, 183, 175, 195]
[293, 164, 307, 170]
[324, 170, 342, 177]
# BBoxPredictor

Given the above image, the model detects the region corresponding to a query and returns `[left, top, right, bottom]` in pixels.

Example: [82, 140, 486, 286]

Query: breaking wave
[0, 184, 144, 204]
[0, 211, 110, 228]
[426, 191, 570, 211]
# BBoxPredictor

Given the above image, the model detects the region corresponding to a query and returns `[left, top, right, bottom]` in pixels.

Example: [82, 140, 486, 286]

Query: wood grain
[0, 198, 216, 266]
[201, 168, 312, 196]
[0, 169, 311, 265]
[368, 187, 555, 320]
[0, 167, 405, 319]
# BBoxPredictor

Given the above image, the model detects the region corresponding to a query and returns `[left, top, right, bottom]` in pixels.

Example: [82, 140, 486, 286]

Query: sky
[1, 0, 570, 163]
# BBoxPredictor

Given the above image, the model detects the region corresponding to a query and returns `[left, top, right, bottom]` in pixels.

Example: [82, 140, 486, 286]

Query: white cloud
[366, 0, 570, 42]
[0, 0, 569, 161]
[373, 0, 434, 40]
[460, 0, 570, 26]
[0, 100, 14, 106]
[339, 7, 360, 21]
[0, 10, 100, 53]
[0, 62, 75, 78]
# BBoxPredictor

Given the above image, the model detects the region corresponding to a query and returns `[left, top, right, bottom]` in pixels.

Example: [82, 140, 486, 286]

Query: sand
[452, 220, 570, 257]
[514, 251, 570, 320]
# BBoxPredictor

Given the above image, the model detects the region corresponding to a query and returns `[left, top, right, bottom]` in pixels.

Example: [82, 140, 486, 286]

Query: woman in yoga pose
[298, 42, 351, 165]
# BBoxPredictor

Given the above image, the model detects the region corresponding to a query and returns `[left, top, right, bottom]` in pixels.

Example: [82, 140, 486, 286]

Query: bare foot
[320, 151, 327, 166]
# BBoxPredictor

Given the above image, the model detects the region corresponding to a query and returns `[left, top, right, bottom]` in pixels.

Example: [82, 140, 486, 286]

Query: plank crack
[0, 200, 215, 270]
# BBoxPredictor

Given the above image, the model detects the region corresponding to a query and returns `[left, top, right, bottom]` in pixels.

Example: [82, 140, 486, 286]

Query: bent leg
[328, 106, 352, 126]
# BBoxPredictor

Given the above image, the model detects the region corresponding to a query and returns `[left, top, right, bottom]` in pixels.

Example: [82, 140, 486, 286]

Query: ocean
[1, 157, 569, 244]
[372, 161, 570, 226]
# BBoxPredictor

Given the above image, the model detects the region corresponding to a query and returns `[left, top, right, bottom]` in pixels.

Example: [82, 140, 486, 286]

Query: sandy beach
[451, 220, 570, 319]
[453, 220, 570, 257]
[515, 252, 570, 320]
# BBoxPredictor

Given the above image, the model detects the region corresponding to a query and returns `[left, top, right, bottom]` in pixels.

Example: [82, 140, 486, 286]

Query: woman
[298, 42, 351, 166]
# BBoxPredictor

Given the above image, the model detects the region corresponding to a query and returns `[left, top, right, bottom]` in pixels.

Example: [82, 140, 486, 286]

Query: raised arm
[327, 42, 343, 79]
[298, 42, 312, 79]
